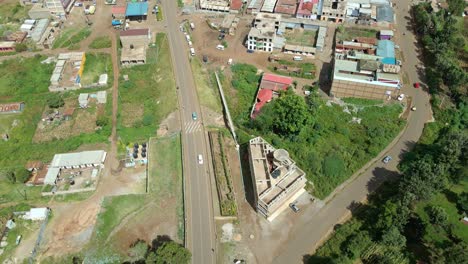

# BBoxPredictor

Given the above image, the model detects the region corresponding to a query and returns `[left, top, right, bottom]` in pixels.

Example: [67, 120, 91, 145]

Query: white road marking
[185, 121, 202, 134]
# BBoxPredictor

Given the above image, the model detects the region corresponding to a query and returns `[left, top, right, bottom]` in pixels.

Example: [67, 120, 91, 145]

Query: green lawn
[337, 27, 378, 42]
[89, 36, 112, 49]
[53, 27, 91, 50]
[81, 52, 113, 86]
[191, 58, 222, 113]
[284, 29, 317, 47]
[117, 33, 177, 143]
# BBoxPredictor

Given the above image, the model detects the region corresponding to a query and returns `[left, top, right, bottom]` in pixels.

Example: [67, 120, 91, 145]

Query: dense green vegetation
[311, 2, 467, 262]
[89, 36, 112, 49]
[228, 64, 405, 198]
[269, 60, 316, 79]
[0, 3, 30, 24]
[117, 33, 177, 143]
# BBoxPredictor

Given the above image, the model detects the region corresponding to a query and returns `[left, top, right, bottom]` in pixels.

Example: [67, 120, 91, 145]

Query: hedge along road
[272, 1, 433, 263]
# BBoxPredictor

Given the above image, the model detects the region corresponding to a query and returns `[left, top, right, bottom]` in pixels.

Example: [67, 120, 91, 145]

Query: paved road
[162, 1, 216, 264]
[272, 1, 431, 263]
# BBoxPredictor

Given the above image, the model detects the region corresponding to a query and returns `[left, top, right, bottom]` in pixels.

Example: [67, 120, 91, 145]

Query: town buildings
[120, 28, 151, 66]
[247, 13, 281, 52]
[251, 73, 293, 117]
[248, 137, 307, 221]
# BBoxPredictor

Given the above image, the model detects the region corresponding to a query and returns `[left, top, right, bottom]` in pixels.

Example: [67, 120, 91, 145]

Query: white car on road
[397, 94, 405, 101]
[198, 154, 203, 165]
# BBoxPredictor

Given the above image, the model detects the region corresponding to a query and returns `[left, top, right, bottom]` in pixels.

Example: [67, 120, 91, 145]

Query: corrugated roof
[258, 89, 273, 102]
[51, 150, 107, 168]
[376, 5, 394, 22]
[376, 40, 395, 58]
[44, 167, 60, 185]
[120, 28, 149, 37]
[126, 2, 148, 17]
[112, 6, 126, 14]
[230, 0, 243, 10]
[262, 73, 293, 85]
[274, 0, 298, 15]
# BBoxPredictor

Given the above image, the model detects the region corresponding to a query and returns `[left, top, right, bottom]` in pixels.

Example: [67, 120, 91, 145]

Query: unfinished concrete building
[248, 137, 307, 221]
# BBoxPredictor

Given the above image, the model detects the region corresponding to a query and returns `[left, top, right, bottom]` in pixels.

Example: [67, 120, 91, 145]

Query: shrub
[47, 93, 65, 108]
[428, 205, 449, 226]
[15, 43, 27, 52]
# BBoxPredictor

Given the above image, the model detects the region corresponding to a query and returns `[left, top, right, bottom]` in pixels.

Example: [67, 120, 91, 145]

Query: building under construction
[248, 137, 307, 221]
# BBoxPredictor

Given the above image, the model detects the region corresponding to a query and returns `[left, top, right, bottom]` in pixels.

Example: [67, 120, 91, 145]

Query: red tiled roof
[297, 0, 318, 15]
[0, 102, 24, 113]
[120, 28, 149, 37]
[112, 6, 126, 14]
[230, 0, 243, 10]
[257, 89, 273, 102]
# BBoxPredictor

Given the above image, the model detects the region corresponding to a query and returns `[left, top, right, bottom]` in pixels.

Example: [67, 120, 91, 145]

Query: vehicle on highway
[192, 112, 198, 120]
[289, 203, 300, 213]
[413, 82, 420, 88]
[190, 48, 195, 56]
[397, 94, 405, 101]
[411, 106, 417, 111]
[198, 154, 204, 165]
[382, 155, 392, 164]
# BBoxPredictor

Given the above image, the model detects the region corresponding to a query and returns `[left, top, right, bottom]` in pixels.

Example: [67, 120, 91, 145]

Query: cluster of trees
[126, 239, 191, 264]
[412, 3, 467, 96]
[0, 168, 30, 184]
[311, 128, 467, 264]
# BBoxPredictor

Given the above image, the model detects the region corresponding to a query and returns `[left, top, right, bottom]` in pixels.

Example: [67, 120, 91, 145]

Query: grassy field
[81, 52, 113, 86]
[284, 29, 317, 47]
[191, 58, 222, 113]
[117, 33, 177, 143]
[89, 36, 112, 49]
[337, 27, 378, 42]
[53, 27, 91, 50]
[0, 2, 30, 24]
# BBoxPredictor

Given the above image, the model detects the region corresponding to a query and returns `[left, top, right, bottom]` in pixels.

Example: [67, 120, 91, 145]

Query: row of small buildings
[246, 0, 394, 24]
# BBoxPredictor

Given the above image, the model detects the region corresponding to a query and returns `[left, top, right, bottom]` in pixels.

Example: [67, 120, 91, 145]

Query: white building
[246, 13, 281, 52]
[50, 150, 107, 169]
[25, 208, 49, 221]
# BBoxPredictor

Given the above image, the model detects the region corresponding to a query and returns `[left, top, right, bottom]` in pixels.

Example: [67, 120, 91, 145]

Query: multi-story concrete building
[248, 137, 307, 221]
[246, 13, 281, 52]
[320, 0, 347, 22]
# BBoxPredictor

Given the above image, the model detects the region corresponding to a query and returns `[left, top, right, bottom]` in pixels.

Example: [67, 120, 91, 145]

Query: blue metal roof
[376, 5, 394, 22]
[126, 2, 148, 17]
[381, 57, 396, 65]
[377, 40, 395, 58]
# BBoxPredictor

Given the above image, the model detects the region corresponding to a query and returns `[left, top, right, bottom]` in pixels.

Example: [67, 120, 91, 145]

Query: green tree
[381, 226, 406, 249]
[146, 251, 158, 264]
[154, 241, 191, 264]
[456, 192, 468, 212]
[128, 240, 148, 263]
[447, 0, 466, 16]
[46, 93, 65, 108]
[342, 231, 372, 259]
[427, 205, 448, 226]
[96, 116, 109, 127]
[270, 93, 311, 136]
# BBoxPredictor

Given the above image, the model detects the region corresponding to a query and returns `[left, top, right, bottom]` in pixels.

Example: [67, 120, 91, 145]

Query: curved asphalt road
[272, 1, 431, 263]
[162, 1, 216, 263]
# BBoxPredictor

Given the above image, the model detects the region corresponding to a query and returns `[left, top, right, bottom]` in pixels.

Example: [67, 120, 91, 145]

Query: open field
[81, 52, 113, 86]
[89, 36, 112, 49]
[228, 64, 405, 198]
[117, 33, 178, 143]
[191, 58, 222, 113]
[52, 27, 92, 50]
[337, 26, 378, 42]
[82, 135, 183, 262]
[284, 29, 317, 47]
[0, 1, 30, 25]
